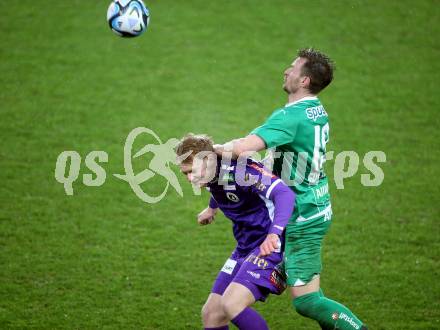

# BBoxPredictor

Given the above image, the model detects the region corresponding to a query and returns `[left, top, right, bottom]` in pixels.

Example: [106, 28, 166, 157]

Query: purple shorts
[211, 247, 286, 302]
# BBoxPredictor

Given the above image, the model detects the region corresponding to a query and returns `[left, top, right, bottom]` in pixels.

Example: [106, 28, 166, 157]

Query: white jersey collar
[285, 96, 318, 108]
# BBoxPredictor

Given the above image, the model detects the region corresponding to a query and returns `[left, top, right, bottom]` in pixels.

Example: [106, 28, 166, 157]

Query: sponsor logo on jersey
[270, 269, 287, 293]
[245, 254, 269, 269]
[226, 192, 240, 202]
[338, 312, 360, 329]
[306, 105, 328, 121]
[221, 258, 237, 274]
[247, 271, 261, 279]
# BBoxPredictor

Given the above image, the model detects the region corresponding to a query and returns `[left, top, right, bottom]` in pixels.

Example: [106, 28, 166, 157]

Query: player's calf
[292, 291, 366, 330]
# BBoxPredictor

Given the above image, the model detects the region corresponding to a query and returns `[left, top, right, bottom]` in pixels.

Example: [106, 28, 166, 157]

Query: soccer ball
[107, 0, 150, 37]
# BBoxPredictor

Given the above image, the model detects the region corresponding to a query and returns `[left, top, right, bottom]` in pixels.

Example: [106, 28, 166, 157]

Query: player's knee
[292, 292, 321, 318]
[201, 300, 226, 324]
[220, 296, 243, 319]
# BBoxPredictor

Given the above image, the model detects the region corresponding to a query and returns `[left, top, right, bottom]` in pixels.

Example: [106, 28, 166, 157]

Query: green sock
[293, 291, 364, 330]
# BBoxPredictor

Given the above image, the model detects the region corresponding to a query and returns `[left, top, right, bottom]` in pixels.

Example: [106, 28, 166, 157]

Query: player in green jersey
[215, 48, 367, 330]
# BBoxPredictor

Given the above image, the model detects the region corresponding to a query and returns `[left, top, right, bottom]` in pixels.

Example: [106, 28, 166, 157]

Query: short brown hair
[298, 48, 335, 94]
[175, 133, 214, 164]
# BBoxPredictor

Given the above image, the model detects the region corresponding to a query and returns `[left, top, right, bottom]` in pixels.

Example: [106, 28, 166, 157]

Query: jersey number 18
[308, 123, 329, 184]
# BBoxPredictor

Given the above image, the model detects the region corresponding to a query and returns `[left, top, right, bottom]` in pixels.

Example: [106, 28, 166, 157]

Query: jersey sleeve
[244, 162, 295, 235]
[250, 108, 299, 148]
[209, 196, 218, 209]
[268, 183, 295, 235]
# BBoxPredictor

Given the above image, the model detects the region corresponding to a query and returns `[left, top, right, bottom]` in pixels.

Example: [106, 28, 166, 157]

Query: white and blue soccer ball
[107, 0, 150, 37]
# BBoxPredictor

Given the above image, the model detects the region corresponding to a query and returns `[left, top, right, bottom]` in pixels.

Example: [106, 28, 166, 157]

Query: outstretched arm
[214, 135, 266, 158]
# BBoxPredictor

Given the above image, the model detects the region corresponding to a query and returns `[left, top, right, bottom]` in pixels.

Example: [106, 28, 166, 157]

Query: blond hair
[175, 133, 215, 164]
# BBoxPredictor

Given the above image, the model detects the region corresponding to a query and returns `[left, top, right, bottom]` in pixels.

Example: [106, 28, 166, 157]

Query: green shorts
[284, 206, 332, 287]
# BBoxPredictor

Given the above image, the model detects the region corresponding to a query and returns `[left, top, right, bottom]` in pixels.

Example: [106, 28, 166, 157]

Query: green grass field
[1, 0, 439, 329]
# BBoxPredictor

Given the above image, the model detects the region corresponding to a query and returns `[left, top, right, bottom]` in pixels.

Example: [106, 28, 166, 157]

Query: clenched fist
[259, 233, 281, 256]
[197, 207, 218, 225]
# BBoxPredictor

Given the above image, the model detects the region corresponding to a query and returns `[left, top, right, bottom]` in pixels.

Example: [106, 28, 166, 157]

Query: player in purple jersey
[176, 134, 295, 330]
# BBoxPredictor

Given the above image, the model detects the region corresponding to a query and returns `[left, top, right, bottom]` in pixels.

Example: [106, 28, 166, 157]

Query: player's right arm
[214, 135, 266, 158]
[214, 108, 298, 158]
[197, 197, 218, 225]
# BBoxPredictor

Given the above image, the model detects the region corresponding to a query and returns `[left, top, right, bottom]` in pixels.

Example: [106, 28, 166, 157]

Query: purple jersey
[207, 159, 295, 256]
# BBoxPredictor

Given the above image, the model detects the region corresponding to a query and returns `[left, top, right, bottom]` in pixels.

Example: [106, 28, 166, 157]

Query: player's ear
[301, 75, 311, 87]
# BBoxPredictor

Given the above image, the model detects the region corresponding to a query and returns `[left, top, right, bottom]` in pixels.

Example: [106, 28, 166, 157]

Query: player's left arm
[244, 164, 295, 256]
[259, 181, 295, 256]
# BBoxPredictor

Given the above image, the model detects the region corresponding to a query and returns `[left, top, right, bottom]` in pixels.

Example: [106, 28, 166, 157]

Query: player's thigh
[285, 215, 332, 287]
[222, 247, 286, 318]
[221, 282, 256, 318]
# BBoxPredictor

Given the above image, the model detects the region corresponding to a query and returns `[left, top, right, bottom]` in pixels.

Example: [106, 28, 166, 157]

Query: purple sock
[231, 307, 268, 330]
[204, 326, 229, 330]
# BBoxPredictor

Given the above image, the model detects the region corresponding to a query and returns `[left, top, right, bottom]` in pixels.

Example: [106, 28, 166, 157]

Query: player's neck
[287, 91, 316, 104]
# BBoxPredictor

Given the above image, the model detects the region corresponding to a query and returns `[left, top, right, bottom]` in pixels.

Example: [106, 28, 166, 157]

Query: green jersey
[251, 96, 331, 221]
